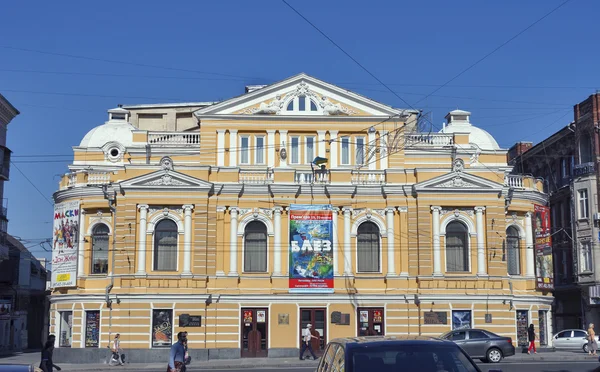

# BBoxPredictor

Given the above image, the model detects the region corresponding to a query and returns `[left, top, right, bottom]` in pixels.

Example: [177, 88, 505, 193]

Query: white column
[475, 207, 487, 275]
[380, 130, 388, 170]
[343, 207, 352, 275]
[217, 130, 226, 166]
[229, 207, 239, 276]
[77, 210, 86, 278]
[182, 205, 193, 275]
[368, 131, 376, 170]
[136, 205, 149, 276]
[525, 212, 535, 277]
[386, 207, 396, 276]
[229, 130, 238, 167]
[279, 130, 288, 167]
[329, 130, 338, 168]
[273, 206, 282, 276]
[431, 206, 442, 276]
[332, 208, 339, 276]
[267, 130, 276, 167]
[317, 130, 326, 158]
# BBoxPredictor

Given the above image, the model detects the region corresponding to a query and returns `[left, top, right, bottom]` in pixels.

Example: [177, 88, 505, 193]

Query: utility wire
[10, 161, 53, 205]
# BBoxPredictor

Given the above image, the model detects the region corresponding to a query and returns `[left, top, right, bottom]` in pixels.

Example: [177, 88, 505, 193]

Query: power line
[0, 45, 264, 80]
[10, 161, 53, 205]
[414, 0, 572, 104]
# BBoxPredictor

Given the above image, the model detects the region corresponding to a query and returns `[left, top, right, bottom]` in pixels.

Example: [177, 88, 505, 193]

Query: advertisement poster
[289, 204, 334, 293]
[533, 204, 554, 290]
[51, 201, 80, 288]
[452, 310, 472, 330]
[516, 310, 529, 347]
[152, 309, 172, 347]
[373, 310, 382, 323]
[359, 311, 369, 323]
[257, 310, 266, 323]
[85, 311, 100, 347]
[243, 310, 253, 325]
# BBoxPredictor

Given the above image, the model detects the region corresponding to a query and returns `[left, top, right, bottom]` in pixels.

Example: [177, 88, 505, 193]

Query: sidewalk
[0, 350, 597, 371]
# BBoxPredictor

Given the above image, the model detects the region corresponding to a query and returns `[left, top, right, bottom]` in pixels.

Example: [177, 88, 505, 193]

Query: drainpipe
[102, 185, 118, 342]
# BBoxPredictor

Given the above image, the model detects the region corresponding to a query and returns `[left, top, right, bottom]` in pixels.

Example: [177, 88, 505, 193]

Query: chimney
[507, 141, 533, 163]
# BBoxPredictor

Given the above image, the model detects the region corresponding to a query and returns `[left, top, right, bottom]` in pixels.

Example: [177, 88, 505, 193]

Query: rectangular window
[578, 189, 589, 219]
[341, 137, 350, 165]
[580, 241, 593, 273]
[152, 309, 173, 347]
[305, 136, 315, 164]
[255, 136, 265, 164]
[290, 136, 300, 164]
[451, 310, 472, 330]
[85, 311, 100, 348]
[356, 137, 365, 165]
[240, 136, 250, 164]
[59, 311, 73, 347]
[561, 158, 568, 178]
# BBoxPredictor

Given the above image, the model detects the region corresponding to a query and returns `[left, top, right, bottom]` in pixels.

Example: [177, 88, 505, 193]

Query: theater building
[50, 74, 552, 362]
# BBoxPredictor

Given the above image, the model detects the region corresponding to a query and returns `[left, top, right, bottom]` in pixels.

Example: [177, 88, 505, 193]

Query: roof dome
[79, 107, 136, 148]
[439, 109, 500, 151]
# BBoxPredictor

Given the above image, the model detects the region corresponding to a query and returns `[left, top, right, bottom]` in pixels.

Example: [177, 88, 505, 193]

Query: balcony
[148, 132, 200, 146]
[405, 134, 454, 147]
[295, 169, 330, 185]
[239, 169, 274, 184]
[63, 170, 112, 189]
[504, 174, 543, 191]
[351, 170, 386, 185]
[574, 162, 595, 177]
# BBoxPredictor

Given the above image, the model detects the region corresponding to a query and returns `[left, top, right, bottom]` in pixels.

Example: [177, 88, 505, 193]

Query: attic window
[453, 115, 468, 122]
[299, 96, 306, 111]
[287, 101, 294, 111]
[310, 101, 317, 111]
[111, 113, 126, 120]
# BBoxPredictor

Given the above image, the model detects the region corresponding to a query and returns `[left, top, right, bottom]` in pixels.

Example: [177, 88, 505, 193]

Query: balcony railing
[295, 170, 330, 185]
[405, 134, 454, 147]
[148, 132, 200, 146]
[504, 175, 524, 189]
[351, 170, 386, 185]
[574, 162, 595, 177]
[64, 171, 112, 189]
[239, 169, 274, 184]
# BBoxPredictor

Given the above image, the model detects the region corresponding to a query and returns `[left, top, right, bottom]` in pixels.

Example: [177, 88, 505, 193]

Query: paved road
[184, 361, 600, 372]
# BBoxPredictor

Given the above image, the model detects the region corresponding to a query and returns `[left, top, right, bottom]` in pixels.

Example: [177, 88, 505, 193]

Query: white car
[552, 329, 599, 353]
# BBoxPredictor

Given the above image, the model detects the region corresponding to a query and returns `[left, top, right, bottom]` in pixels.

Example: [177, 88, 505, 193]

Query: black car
[0, 365, 42, 372]
[440, 328, 515, 363]
[316, 335, 487, 372]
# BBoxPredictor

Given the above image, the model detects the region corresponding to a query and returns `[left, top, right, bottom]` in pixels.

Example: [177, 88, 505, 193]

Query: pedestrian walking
[182, 331, 191, 371]
[109, 334, 124, 366]
[527, 324, 537, 354]
[39, 340, 61, 372]
[589, 323, 598, 356]
[168, 332, 186, 372]
[299, 323, 318, 360]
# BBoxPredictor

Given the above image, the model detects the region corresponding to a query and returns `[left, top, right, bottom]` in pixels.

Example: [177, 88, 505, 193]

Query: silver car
[552, 329, 599, 353]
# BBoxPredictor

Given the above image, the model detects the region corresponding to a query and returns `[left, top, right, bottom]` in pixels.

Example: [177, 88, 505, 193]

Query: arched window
[244, 221, 267, 272]
[357, 222, 380, 272]
[153, 219, 178, 271]
[446, 221, 469, 272]
[506, 226, 521, 275]
[286, 96, 319, 113]
[91, 224, 109, 274]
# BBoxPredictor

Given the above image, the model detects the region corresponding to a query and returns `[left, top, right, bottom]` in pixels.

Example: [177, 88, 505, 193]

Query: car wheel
[486, 348, 503, 363]
[583, 344, 589, 353]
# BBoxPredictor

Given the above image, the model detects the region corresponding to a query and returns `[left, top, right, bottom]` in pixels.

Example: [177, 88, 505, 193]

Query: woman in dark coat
[527, 324, 537, 354]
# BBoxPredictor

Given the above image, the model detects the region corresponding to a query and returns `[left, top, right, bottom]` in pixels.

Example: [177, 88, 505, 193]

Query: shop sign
[533, 204, 554, 290]
[51, 201, 80, 288]
[289, 204, 334, 293]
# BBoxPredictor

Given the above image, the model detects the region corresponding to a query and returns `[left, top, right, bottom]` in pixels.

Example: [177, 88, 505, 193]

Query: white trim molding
[147, 209, 184, 234]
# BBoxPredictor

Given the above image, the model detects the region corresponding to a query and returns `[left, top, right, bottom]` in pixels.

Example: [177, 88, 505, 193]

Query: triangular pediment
[414, 171, 504, 193]
[121, 169, 213, 190]
[194, 73, 414, 118]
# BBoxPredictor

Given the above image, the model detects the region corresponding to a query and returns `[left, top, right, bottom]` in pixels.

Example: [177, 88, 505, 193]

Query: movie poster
[289, 204, 334, 293]
[85, 311, 100, 348]
[51, 201, 80, 288]
[152, 309, 173, 347]
[533, 204, 554, 290]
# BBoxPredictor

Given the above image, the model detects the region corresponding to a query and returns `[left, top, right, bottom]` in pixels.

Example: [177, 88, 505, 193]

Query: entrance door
[357, 308, 384, 336]
[241, 308, 268, 358]
[300, 308, 326, 356]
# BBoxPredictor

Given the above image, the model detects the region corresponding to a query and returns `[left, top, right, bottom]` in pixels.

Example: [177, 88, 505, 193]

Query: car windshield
[348, 344, 479, 372]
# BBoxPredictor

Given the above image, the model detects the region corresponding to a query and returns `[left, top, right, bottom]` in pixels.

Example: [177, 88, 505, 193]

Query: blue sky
[0, 0, 597, 260]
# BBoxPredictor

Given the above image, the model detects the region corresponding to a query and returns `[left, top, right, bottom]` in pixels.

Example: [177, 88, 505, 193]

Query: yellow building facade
[50, 74, 552, 362]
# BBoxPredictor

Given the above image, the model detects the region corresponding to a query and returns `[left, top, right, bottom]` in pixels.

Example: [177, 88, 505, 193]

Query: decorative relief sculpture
[320, 96, 355, 116]
[254, 95, 284, 115]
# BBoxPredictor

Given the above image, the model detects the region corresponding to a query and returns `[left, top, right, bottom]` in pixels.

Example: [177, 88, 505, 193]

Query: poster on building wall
[452, 310, 472, 330]
[152, 309, 173, 347]
[289, 204, 334, 293]
[51, 201, 80, 288]
[533, 204, 554, 290]
[85, 311, 100, 348]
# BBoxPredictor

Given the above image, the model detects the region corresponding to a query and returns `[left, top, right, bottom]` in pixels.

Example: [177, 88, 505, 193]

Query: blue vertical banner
[289, 204, 334, 293]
